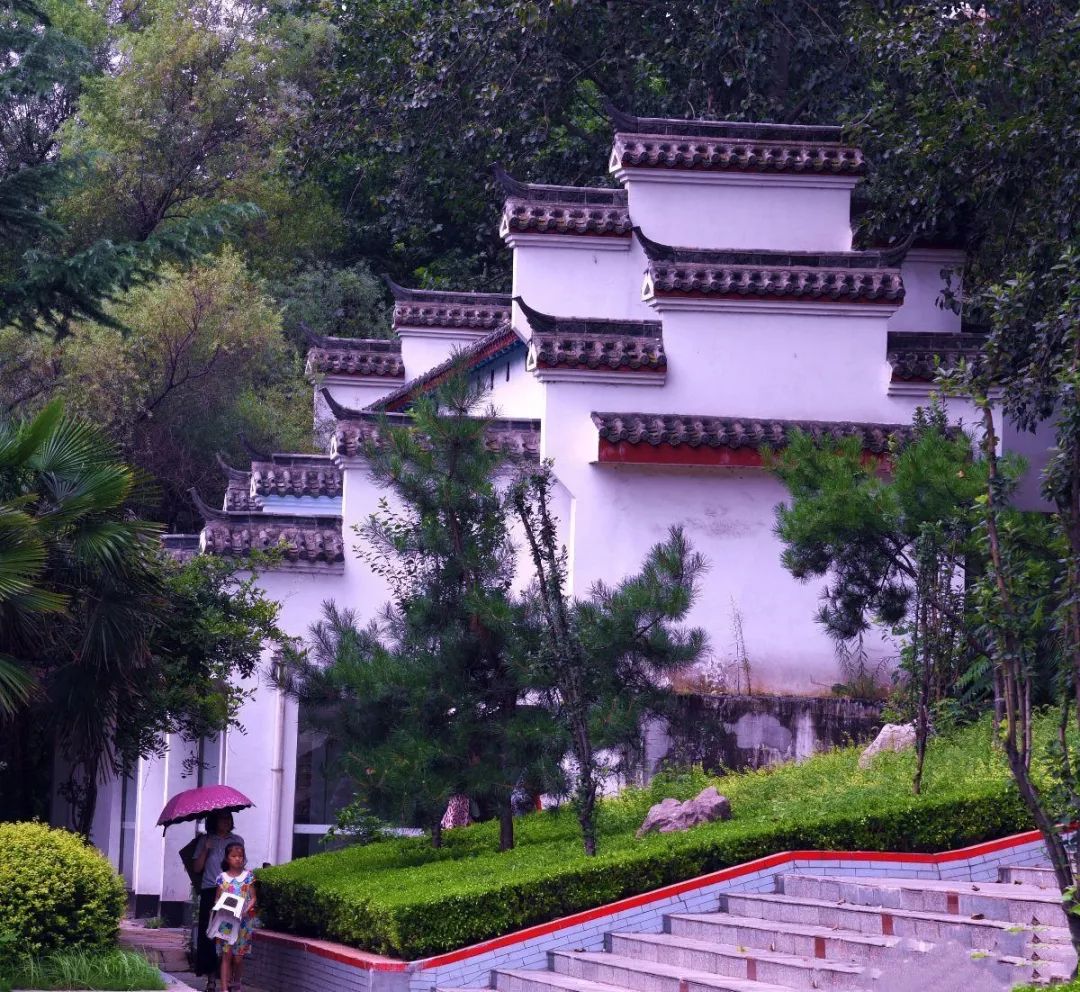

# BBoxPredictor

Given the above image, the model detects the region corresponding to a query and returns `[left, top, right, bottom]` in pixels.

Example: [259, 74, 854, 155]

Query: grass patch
[258, 717, 1048, 959]
[0, 948, 165, 992]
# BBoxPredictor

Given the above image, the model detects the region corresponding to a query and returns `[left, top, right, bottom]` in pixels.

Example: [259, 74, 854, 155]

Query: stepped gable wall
[607, 108, 860, 252]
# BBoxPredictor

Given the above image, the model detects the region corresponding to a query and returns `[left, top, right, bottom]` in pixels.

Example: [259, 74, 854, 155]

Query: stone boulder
[636, 786, 732, 838]
[858, 722, 917, 769]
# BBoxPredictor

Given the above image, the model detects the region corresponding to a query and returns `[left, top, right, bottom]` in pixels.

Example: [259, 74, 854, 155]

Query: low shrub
[0, 822, 126, 956]
[258, 719, 1039, 959]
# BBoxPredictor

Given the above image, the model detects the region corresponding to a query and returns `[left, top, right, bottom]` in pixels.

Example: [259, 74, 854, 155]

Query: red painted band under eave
[254, 828, 1045, 973]
[596, 440, 892, 470]
[596, 442, 889, 472]
[599, 441, 767, 467]
[384, 331, 520, 411]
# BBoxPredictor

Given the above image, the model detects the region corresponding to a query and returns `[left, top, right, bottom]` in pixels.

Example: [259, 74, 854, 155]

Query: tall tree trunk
[498, 803, 514, 852]
[981, 405, 1080, 973]
[572, 716, 598, 856]
[70, 753, 101, 838]
[911, 586, 930, 796]
[430, 820, 443, 850]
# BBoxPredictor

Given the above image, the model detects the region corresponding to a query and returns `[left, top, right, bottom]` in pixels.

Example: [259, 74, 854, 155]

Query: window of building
[117, 764, 138, 887]
[196, 735, 222, 787]
[292, 717, 352, 859]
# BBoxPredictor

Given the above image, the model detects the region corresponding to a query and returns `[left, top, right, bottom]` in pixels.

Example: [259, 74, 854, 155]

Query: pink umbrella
[157, 784, 254, 831]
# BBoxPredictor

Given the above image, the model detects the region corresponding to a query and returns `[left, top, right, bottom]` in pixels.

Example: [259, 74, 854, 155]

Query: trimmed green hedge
[0, 822, 126, 957]
[258, 720, 1036, 959]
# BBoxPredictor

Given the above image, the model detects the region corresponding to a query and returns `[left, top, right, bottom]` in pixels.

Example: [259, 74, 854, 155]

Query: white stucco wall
[398, 326, 488, 380]
[315, 376, 401, 421]
[887, 249, 965, 333]
[470, 348, 544, 419]
[510, 239, 652, 320]
[615, 171, 858, 252]
[90, 123, 1053, 903]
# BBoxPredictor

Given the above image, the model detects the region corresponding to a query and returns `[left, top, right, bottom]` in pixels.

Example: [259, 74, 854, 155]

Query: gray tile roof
[592, 412, 915, 453]
[191, 490, 345, 566]
[887, 331, 986, 382]
[322, 390, 541, 462]
[386, 277, 511, 332]
[606, 104, 864, 175]
[216, 456, 260, 511]
[305, 337, 404, 378]
[495, 166, 632, 238]
[250, 455, 343, 499]
[517, 298, 665, 373]
[638, 232, 904, 304]
[161, 534, 200, 563]
[200, 515, 345, 565]
[364, 323, 523, 412]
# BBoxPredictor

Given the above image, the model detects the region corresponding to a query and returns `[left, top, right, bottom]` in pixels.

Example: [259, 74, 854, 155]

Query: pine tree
[771, 406, 989, 794]
[284, 369, 556, 850]
[512, 463, 708, 855]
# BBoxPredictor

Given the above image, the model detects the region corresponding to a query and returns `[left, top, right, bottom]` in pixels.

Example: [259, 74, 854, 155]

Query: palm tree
[0, 401, 163, 831]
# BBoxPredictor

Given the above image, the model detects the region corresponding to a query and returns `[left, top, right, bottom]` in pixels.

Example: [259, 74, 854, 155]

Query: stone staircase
[443, 868, 1077, 992]
[118, 920, 191, 975]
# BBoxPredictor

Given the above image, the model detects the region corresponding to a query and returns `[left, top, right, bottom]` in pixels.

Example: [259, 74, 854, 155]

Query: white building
[87, 109, 1045, 920]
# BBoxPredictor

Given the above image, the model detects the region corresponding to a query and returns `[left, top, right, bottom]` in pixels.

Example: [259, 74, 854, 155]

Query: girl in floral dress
[213, 842, 257, 992]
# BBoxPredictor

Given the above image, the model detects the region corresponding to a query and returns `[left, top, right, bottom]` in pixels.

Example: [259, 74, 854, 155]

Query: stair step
[994, 953, 1072, 981]
[494, 971, 639, 992]
[999, 866, 1060, 890]
[779, 875, 1067, 927]
[667, 911, 908, 962]
[723, 892, 1071, 956]
[495, 967, 789, 992]
[552, 947, 866, 992]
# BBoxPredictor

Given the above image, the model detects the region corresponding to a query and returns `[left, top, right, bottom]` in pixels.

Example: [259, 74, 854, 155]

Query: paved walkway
[119, 921, 266, 992]
[169, 971, 267, 992]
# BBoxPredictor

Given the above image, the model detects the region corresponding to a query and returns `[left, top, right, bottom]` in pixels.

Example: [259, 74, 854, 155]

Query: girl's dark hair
[221, 842, 246, 873]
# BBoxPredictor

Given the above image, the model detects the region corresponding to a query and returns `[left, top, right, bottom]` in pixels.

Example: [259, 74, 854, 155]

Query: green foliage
[323, 798, 392, 848]
[0, 822, 125, 957]
[1, 947, 165, 991]
[275, 262, 392, 350]
[773, 408, 985, 643]
[513, 462, 708, 854]
[113, 552, 287, 765]
[0, 0, 258, 333]
[0, 401, 287, 829]
[31, 249, 312, 529]
[60, 0, 278, 245]
[1014, 981, 1080, 992]
[294, 0, 866, 280]
[257, 718, 1034, 958]
[0, 400, 161, 713]
[284, 371, 558, 847]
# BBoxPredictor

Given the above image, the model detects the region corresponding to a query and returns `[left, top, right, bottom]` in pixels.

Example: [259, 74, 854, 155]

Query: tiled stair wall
[246, 831, 1060, 992]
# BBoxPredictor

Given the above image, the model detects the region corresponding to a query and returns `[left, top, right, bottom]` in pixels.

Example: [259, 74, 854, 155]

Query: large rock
[858, 722, 916, 769]
[636, 786, 732, 838]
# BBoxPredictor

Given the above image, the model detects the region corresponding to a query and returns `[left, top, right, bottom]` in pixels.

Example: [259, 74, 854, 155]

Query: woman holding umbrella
[192, 811, 244, 989]
[157, 785, 253, 992]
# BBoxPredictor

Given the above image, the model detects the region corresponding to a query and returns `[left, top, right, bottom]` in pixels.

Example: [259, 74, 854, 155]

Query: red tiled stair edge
[252, 828, 1045, 973]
